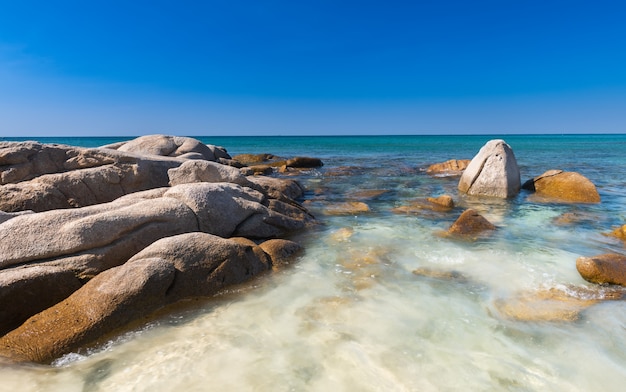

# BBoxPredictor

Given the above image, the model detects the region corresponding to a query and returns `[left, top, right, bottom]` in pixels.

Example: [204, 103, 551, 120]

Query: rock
[246, 176, 305, 200]
[446, 209, 496, 237]
[231, 153, 276, 165]
[427, 195, 455, 209]
[0, 141, 183, 212]
[0, 266, 83, 336]
[167, 159, 254, 188]
[576, 253, 626, 286]
[522, 170, 600, 203]
[0, 233, 275, 363]
[346, 189, 389, 200]
[392, 195, 455, 215]
[494, 285, 625, 322]
[312, 201, 371, 216]
[109, 135, 231, 161]
[426, 159, 470, 176]
[0, 182, 313, 333]
[458, 140, 521, 198]
[412, 267, 469, 283]
[259, 239, 303, 269]
[608, 225, 626, 241]
[285, 157, 323, 168]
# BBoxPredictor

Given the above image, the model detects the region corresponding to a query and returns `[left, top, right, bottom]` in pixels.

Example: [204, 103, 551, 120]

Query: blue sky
[1, 0, 625, 136]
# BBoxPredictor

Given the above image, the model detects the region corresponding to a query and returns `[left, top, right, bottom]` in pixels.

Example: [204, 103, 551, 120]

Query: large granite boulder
[458, 140, 521, 198]
[0, 141, 180, 212]
[0, 233, 284, 363]
[0, 136, 240, 213]
[522, 170, 601, 203]
[576, 253, 626, 286]
[0, 182, 313, 336]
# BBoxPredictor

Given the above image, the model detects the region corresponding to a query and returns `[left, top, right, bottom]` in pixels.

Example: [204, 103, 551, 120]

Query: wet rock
[231, 153, 276, 165]
[259, 239, 303, 269]
[315, 201, 371, 216]
[392, 195, 455, 215]
[522, 170, 600, 203]
[346, 189, 389, 200]
[426, 159, 470, 176]
[0, 182, 313, 333]
[285, 157, 323, 169]
[446, 209, 496, 237]
[552, 212, 598, 226]
[608, 225, 626, 241]
[458, 139, 521, 198]
[0, 233, 271, 363]
[494, 285, 625, 322]
[328, 227, 355, 242]
[412, 267, 469, 283]
[576, 253, 626, 286]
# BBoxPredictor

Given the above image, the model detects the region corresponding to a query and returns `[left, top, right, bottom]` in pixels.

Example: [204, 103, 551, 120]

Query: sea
[1, 134, 626, 391]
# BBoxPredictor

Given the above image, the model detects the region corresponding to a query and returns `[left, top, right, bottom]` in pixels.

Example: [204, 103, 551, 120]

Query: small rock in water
[576, 253, 626, 286]
[445, 209, 496, 238]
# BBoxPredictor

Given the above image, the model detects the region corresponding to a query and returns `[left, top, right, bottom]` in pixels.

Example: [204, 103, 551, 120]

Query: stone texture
[108, 135, 231, 161]
[576, 253, 626, 286]
[167, 159, 255, 188]
[426, 159, 470, 176]
[392, 195, 455, 215]
[0, 233, 277, 363]
[522, 170, 601, 203]
[446, 209, 496, 237]
[0, 141, 183, 212]
[259, 239, 303, 269]
[458, 140, 521, 198]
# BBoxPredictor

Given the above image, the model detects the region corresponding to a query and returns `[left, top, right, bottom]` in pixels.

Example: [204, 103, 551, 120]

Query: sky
[1, 0, 625, 136]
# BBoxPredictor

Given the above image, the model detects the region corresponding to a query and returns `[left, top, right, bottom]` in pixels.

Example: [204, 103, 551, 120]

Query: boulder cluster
[0, 135, 318, 363]
[419, 138, 626, 321]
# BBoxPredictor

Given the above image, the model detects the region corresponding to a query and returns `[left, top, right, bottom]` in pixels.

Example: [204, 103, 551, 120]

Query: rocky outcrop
[0, 142, 178, 212]
[426, 159, 470, 176]
[0, 233, 293, 363]
[576, 253, 626, 286]
[458, 140, 521, 198]
[446, 209, 496, 238]
[0, 135, 316, 363]
[104, 134, 231, 162]
[522, 170, 601, 203]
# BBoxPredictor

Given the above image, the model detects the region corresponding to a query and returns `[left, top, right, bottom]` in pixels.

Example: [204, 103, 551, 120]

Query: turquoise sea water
[1, 134, 626, 391]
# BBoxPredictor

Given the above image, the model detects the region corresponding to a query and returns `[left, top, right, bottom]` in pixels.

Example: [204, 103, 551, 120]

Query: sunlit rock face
[522, 170, 601, 203]
[458, 139, 521, 198]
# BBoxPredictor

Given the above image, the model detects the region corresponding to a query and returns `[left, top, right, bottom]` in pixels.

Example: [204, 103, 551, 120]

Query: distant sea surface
[2, 134, 626, 391]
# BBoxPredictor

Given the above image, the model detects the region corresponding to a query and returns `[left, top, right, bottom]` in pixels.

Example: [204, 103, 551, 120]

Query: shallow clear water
[1, 135, 626, 391]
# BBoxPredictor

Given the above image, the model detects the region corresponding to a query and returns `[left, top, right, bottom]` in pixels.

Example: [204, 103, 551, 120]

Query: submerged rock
[576, 253, 626, 286]
[522, 170, 600, 203]
[392, 194, 455, 215]
[445, 209, 496, 238]
[458, 139, 521, 198]
[608, 225, 626, 241]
